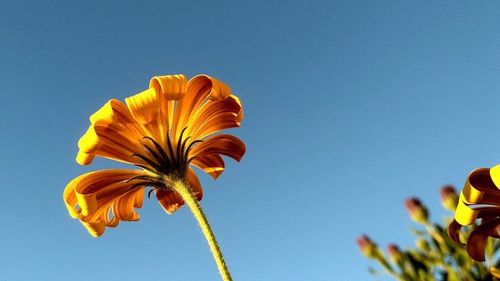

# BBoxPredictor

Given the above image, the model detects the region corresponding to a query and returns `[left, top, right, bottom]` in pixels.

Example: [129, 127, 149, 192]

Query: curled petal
[155, 189, 183, 214]
[63, 169, 145, 237]
[455, 194, 479, 225]
[78, 125, 101, 155]
[89, 121, 145, 164]
[454, 168, 492, 226]
[187, 95, 242, 140]
[466, 218, 500, 261]
[77, 99, 146, 165]
[150, 74, 187, 101]
[447, 219, 464, 245]
[192, 113, 241, 142]
[490, 164, 500, 188]
[191, 154, 225, 179]
[125, 88, 168, 144]
[89, 99, 137, 125]
[462, 168, 490, 203]
[189, 75, 231, 101]
[155, 168, 203, 214]
[190, 134, 245, 162]
[469, 168, 498, 193]
[126, 88, 162, 124]
[172, 75, 232, 141]
[229, 94, 243, 123]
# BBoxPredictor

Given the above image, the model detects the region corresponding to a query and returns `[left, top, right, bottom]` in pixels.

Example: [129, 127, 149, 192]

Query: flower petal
[155, 189, 183, 214]
[447, 219, 463, 245]
[77, 100, 146, 165]
[125, 75, 186, 146]
[191, 74, 231, 101]
[191, 154, 225, 179]
[171, 75, 232, 142]
[187, 95, 242, 141]
[155, 168, 203, 214]
[466, 217, 500, 261]
[462, 168, 489, 203]
[454, 168, 492, 225]
[150, 74, 187, 101]
[489, 164, 500, 188]
[190, 134, 246, 162]
[125, 88, 165, 143]
[455, 193, 479, 225]
[63, 169, 145, 237]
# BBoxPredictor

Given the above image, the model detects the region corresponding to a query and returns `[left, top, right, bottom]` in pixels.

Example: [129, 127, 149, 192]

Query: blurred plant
[357, 185, 500, 280]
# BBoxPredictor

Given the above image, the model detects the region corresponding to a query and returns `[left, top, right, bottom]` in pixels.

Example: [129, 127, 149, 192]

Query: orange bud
[440, 185, 458, 211]
[387, 243, 402, 263]
[405, 197, 429, 223]
[356, 234, 378, 258]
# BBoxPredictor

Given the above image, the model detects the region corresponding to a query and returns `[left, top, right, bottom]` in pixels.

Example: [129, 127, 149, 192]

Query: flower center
[126, 127, 202, 197]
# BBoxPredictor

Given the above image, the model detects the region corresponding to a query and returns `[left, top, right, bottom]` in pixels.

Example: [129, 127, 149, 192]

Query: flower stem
[173, 180, 233, 281]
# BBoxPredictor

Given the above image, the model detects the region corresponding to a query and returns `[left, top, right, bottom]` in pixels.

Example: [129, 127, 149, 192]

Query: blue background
[1, 1, 500, 280]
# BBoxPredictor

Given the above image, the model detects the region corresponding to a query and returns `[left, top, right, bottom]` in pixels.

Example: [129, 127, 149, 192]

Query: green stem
[173, 179, 233, 281]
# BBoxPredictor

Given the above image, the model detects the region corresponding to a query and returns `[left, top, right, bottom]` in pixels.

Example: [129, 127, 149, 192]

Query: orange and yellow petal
[190, 134, 246, 163]
[466, 218, 500, 261]
[455, 168, 490, 225]
[63, 169, 145, 237]
[191, 74, 231, 101]
[191, 154, 225, 179]
[125, 75, 186, 146]
[171, 75, 232, 142]
[186, 95, 242, 141]
[450, 164, 500, 261]
[77, 99, 146, 165]
[150, 74, 187, 101]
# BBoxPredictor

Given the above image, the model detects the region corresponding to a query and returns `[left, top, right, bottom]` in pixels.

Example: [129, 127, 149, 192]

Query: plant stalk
[173, 180, 232, 281]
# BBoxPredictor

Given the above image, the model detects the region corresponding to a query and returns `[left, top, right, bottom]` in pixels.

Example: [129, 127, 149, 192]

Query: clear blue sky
[1, 1, 500, 280]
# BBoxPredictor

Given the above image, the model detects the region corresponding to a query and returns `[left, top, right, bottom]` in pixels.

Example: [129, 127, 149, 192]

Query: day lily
[63, 74, 245, 281]
[448, 165, 500, 262]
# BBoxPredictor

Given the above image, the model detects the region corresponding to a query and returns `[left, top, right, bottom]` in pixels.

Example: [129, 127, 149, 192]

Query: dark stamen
[166, 132, 176, 165]
[142, 142, 164, 166]
[143, 136, 172, 168]
[134, 164, 161, 175]
[126, 175, 162, 183]
[184, 140, 203, 162]
[148, 188, 156, 199]
[176, 127, 189, 167]
[131, 153, 163, 172]
[187, 156, 199, 165]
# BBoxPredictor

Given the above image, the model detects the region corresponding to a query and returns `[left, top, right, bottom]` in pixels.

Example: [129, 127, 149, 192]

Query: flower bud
[405, 197, 429, 224]
[440, 185, 459, 211]
[387, 244, 403, 264]
[356, 234, 378, 258]
[416, 238, 430, 251]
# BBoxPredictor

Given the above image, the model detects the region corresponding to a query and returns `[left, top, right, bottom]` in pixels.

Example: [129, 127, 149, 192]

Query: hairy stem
[172, 179, 232, 281]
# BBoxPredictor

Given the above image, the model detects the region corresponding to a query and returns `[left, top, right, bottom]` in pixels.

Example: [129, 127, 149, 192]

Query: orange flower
[64, 74, 245, 237]
[448, 166, 500, 261]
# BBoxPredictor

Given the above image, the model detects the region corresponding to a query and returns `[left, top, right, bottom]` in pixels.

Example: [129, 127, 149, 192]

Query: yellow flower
[448, 165, 500, 261]
[64, 74, 245, 237]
